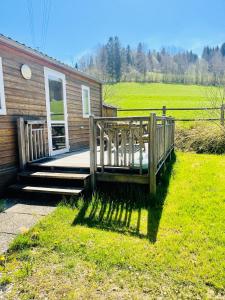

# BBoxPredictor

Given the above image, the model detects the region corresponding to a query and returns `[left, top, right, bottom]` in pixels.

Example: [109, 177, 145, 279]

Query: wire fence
[117, 104, 225, 125]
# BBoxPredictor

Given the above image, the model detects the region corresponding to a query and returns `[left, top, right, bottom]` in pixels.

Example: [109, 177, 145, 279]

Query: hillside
[104, 82, 215, 119]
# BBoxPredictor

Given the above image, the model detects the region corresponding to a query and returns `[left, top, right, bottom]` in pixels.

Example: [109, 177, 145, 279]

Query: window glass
[0, 57, 6, 114]
[82, 86, 90, 117]
[49, 76, 64, 121]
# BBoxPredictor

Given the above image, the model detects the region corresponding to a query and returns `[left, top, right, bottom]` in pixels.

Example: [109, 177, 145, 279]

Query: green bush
[175, 125, 225, 154]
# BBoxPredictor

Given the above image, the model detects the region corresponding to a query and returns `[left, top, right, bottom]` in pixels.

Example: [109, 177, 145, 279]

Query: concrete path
[0, 199, 55, 253]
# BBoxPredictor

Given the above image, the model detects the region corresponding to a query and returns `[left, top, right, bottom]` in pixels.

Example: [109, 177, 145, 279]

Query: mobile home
[0, 34, 103, 194]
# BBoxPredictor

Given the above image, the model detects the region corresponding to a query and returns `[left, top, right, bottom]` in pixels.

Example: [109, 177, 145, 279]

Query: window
[82, 85, 90, 117]
[0, 57, 6, 115]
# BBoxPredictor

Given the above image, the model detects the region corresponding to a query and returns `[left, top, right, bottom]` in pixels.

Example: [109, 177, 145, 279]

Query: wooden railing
[89, 113, 175, 195]
[17, 118, 48, 169]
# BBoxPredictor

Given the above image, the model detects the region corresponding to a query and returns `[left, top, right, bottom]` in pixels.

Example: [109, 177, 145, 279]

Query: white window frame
[0, 57, 6, 115]
[82, 85, 91, 118]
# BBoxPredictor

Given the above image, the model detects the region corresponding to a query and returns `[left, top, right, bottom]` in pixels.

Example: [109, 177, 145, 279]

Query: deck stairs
[8, 163, 91, 198]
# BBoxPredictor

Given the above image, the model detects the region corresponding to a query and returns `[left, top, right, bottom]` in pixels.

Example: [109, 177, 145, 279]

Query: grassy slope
[1, 153, 225, 299]
[105, 83, 213, 119]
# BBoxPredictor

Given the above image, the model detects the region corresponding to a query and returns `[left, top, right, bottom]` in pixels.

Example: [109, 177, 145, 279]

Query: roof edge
[0, 34, 103, 84]
[102, 102, 118, 109]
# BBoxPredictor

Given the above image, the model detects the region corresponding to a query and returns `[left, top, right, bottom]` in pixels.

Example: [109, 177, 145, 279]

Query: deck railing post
[17, 117, 26, 170]
[149, 113, 157, 196]
[162, 105, 166, 116]
[89, 115, 96, 191]
[221, 104, 225, 126]
[172, 118, 175, 147]
[162, 117, 167, 171]
[99, 122, 104, 173]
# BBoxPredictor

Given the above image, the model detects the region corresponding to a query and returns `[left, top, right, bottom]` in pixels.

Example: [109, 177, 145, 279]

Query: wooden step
[18, 171, 90, 181]
[8, 184, 83, 196]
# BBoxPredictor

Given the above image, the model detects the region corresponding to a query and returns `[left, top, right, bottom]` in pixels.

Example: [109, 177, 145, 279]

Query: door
[44, 67, 69, 156]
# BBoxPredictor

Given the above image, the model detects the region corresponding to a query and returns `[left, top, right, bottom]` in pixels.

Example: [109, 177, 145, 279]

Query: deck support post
[162, 117, 167, 172]
[17, 117, 26, 170]
[221, 104, 225, 126]
[149, 113, 157, 197]
[89, 115, 96, 191]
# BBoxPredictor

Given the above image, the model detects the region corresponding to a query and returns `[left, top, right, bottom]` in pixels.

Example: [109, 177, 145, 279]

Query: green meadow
[104, 82, 218, 120]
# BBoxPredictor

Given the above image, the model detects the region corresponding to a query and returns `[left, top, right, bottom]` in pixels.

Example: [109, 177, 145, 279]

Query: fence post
[149, 113, 157, 196]
[162, 105, 166, 116]
[162, 117, 167, 171]
[17, 117, 26, 170]
[221, 104, 225, 126]
[89, 115, 96, 191]
[172, 118, 175, 147]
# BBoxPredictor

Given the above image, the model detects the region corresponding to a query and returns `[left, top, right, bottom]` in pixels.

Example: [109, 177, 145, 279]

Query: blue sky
[1, 0, 225, 63]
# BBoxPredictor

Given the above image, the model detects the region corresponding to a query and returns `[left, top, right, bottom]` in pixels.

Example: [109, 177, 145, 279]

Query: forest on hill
[77, 36, 225, 86]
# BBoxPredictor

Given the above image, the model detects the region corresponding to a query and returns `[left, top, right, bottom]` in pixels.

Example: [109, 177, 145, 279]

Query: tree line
[77, 36, 225, 86]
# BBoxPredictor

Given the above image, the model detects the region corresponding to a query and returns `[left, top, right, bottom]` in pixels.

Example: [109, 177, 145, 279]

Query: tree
[126, 45, 133, 66]
[221, 43, 225, 57]
[135, 42, 147, 80]
[114, 36, 121, 82]
[106, 37, 115, 81]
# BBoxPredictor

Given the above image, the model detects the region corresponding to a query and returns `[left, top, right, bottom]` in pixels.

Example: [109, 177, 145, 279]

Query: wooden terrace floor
[31, 147, 148, 172]
[33, 149, 91, 169]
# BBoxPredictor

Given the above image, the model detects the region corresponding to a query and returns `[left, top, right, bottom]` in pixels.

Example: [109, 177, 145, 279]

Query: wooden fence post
[221, 104, 225, 126]
[89, 115, 96, 191]
[162, 117, 167, 171]
[17, 117, 26, 170]
[149, 113, 157, 196]
[162, 105, 167, 116]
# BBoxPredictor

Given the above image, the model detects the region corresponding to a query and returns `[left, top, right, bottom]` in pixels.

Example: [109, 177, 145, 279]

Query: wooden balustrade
[17, 118, 48, 169]
[89, 114, 175, 195]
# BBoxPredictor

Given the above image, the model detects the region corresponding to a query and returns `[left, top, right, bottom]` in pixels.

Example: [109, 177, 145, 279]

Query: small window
[0, 57, 6, 115]
[82, 85, 90, 118]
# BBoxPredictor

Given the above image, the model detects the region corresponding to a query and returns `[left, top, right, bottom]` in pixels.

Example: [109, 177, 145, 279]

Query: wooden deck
[32, 149, 92, 169]
[15, 114, 175, 197]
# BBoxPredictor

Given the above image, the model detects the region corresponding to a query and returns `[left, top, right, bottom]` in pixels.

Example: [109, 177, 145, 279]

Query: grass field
[1, 153, 225, 299]
[104, 83, 218, 120]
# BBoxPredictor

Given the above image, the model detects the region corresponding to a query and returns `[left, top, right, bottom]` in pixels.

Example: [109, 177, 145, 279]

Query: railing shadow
[72, 184, 148, 238]
[148, 151, 176, 242]
[72, 152, 176, 242]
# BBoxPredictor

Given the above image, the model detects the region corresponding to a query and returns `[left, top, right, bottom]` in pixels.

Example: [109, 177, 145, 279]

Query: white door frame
[44, 67, 70, 156]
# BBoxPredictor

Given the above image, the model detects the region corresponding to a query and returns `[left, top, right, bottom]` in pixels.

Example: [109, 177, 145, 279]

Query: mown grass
[104, 82, 218, 121]
[0, 153, 225, 299]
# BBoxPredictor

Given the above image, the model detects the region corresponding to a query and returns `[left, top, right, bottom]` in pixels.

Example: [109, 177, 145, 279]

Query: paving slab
[0, 199, 56, 254]
[0, 212, 42, 235]
[0, 233, 15, 253]
[6, 203, 55, 216]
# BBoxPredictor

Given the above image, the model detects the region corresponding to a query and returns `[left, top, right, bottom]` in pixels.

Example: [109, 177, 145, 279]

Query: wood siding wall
[0, 41, 102, 193]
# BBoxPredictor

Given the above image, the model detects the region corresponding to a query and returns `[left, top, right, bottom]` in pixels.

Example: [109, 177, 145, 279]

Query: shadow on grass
[72, 152, 176, 243]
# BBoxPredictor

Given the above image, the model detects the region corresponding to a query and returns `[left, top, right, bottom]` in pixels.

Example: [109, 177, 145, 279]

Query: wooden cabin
[0, 34, 103, 194]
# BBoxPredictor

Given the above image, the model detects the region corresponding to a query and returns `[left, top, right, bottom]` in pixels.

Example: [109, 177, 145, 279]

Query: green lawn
[1, 153, 225, 299]
[104, 83, 218, 120]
